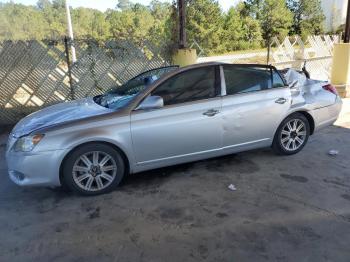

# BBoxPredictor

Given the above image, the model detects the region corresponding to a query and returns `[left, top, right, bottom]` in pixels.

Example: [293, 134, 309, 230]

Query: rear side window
[272, 71, 285, 88]
[223, 66, 285, 95]
[152, 67, 216, 106]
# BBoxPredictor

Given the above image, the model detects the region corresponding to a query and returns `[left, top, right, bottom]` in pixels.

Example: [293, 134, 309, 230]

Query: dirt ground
[0, 100, 349, 262]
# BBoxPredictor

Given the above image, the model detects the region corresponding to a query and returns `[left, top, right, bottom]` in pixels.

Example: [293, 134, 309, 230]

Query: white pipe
[65, 0, 77, 63]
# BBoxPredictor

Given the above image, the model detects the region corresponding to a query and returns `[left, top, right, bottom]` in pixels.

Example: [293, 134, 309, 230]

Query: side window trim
[214, 65, 222, 96]
[219, 65, 227, 96]
[273, 67, 288, 87]
[270, 67, 274, 87]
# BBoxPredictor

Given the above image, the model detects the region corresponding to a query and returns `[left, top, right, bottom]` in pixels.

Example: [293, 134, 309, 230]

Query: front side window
[152, 67, 217, 106]
[223, 66, 285, 95]
[94, 66, 178, 109]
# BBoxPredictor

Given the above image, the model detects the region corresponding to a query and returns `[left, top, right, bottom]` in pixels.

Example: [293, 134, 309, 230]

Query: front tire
[272, 113, 310, 155]
[62, 143, 125, 196]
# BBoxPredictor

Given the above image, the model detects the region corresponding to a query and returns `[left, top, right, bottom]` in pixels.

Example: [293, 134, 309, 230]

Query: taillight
[322, 84, 338, 95]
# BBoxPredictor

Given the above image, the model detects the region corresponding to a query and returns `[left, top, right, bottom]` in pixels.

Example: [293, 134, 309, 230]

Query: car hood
[12, 97, 113, 137]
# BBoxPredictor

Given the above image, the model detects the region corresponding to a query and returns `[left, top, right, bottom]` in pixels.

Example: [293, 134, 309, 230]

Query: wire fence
[0, 38, 171, 125]
[197, 34, 340, 81]
[270, 35, 341, 81]
[0, 34, 340, 125]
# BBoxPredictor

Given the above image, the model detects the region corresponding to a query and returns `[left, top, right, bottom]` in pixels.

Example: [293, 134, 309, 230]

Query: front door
[130, 66, 222, 168]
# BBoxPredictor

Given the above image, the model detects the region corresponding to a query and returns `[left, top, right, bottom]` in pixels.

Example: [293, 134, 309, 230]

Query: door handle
[275, 98, 287, 104]
[203, 109, 220, 117]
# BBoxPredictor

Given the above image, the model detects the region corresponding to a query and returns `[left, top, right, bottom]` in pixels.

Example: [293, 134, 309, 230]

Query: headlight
[14, 134, 44, 152]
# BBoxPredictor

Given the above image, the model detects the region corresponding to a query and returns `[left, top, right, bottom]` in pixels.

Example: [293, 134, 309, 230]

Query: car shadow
[0, 147, 271, 204]
[121, 161, 195, 190]
[2, 124, 349, 202]
[119, 148, 268, 191]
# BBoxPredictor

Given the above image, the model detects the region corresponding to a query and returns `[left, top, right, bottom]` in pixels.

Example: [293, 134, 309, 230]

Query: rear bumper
[311, 97, 342, 132]
[5, 149, 66, 187]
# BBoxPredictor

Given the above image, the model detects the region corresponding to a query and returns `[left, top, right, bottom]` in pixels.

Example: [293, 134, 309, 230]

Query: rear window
[272, 71, 285, 88]
[223, 66, 285, 95]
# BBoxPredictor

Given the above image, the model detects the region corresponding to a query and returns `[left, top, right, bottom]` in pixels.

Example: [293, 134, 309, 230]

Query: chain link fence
[0, 38, 171, 125]
[0, 35, 340, 125]
[197, 34, 340, 81]
[270, 35, 341, 81]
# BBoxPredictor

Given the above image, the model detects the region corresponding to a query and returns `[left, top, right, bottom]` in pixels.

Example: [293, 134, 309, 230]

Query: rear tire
[272, 113, 310, 155]
[62, 143, 125, 196]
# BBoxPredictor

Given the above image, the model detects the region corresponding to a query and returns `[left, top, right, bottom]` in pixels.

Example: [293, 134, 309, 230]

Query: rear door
[221, 65, 291, 150]
[130, 66, 223, 168]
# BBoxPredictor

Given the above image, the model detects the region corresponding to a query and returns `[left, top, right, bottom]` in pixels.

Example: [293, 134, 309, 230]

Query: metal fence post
[344, 0, 350, 43]
[178, 0, 187, 49]
[64, 36, 75, 100]
[267, 39, 271, 65]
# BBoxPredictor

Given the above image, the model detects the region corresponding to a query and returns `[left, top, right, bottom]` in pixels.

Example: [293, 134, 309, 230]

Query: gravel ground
[0, 99, 349, 262]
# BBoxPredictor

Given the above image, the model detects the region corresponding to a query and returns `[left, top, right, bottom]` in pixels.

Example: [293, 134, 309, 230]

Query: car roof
[178, 62, 275, 71]
[168, 62, 286, 86]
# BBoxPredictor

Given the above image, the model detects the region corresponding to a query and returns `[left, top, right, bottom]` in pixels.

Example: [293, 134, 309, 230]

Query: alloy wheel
[72, 151, 117, 192]
[280, 119, 307, 152]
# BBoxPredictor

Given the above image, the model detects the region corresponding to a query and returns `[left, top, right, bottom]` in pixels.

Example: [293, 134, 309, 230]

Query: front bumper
[6, 149, 67, 187]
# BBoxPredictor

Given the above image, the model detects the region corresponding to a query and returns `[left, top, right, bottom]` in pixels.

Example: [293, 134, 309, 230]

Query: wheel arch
[273, 110, 315, 142]
[295, 111, 315, 135]
[59, 141, 130, 188]
[271, 110, 314, 155]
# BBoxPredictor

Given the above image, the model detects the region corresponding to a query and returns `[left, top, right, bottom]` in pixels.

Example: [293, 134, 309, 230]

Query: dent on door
[221, 88, 291, 150]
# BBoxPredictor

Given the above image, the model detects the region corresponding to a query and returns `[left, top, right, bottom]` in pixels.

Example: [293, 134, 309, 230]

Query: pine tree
[260, 0, 292, 43]
[186, 0, 225, 54]
[108, 5, 155, 43]
[287, 0, 325, 37]
[243, 0, 263, 19]
[237, 2, 263, 49]
[223, 7, 243, 51]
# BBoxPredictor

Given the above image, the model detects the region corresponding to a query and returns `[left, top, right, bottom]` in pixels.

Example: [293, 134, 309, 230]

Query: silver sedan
[6, 63, 342, 195]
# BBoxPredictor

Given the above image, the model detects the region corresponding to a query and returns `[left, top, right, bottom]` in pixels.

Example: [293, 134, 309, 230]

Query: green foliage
[108, 6, 155, 43]
[223, 7, 243, 51]
[186, 0, 225, 54]
[336, 24, 345, 35]
[149, 0, 172, 45]
[239, 0, 292, 44]
[0, 0, 327, 55]
[287, 0, 325, 38]
[260, 0, 292, 42]
[72, 8, 110, 40]
[0, 3, 49, 40]
[222, 6, 262, 51]
[241, 16, 263, 48]
[243, 0, 263, 19]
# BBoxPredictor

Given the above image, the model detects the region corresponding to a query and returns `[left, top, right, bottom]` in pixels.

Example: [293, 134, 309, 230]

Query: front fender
[33, 115, 136, 171]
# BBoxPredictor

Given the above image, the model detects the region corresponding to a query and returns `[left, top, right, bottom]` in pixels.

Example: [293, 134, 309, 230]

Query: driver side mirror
[136, 95, 164, 110]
